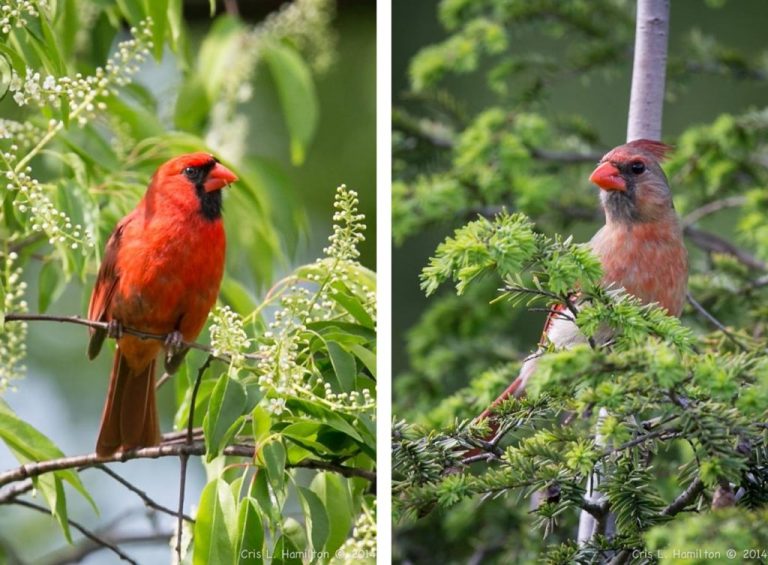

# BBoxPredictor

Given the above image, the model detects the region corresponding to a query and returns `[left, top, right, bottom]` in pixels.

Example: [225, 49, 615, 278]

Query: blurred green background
[392, 0, 768, 378]
[0, 1, 375, 563]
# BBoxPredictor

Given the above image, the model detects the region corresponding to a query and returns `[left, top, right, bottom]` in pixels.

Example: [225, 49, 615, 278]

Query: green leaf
[196, 16, 244, 101]
[0, 44, 27, 76]
[0, 401, 97, 514]
[25, 12, 67, 76]
[220, 278, 258, 315]
[285, 399, 364, 443]
[173, 376, 215, 431]
[251, 406, 272, 444]
[281, 422, 332, 456]
[38, 261, 66, 313]
[58, 0, 80, 58]
[193, 478, 237, 565]
[329, 281, 374, 328]
[298, 486, 330, 552]
[173, 74, 210, 132]
[306, 321, 376, 342]
[261, 439, 286, 494]
[203, 374, 248, 460]
[33, 474, 72, 543]
[310, 472, 352, 555]
[166, 0, 184, 53]
[272, 535, 303, 565]
[327, 341, 357, 392]
[115, 0, 146, 25]
[236, 497, 264, 564]
[145, 0, 169, 60]
[209, 0, 216, 16]
[252, 469, 281, 525]
[263, 42, 319, 165]
[350, 344, 376, 378]
[0, 51, 11, 100]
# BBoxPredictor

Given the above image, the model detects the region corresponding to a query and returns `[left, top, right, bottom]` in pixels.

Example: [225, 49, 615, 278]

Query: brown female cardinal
[87, 153, 237, 456]
[476, 139, 688, 425]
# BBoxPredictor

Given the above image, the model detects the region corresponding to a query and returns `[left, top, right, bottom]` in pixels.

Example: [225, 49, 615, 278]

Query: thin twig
[613, 454, 725, 564]
[176, 354, 213, 562]
[96, 465, 194, 523]
[155, 372, 172, 389]
[2, 313, 266, 361]
[43, 531, 173, 565]
[0, 478, 33, 503]
[660, 476, 705, 516]
[686, 292, 749, 351]
[682, 195, 746, 227]
[13, 499, 137, 564]
[683, 226, 767, 271]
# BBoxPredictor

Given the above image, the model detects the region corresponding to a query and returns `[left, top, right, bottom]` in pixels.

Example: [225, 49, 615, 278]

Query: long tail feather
[464, 357, 538, 459]
[96, 351, 160, 457]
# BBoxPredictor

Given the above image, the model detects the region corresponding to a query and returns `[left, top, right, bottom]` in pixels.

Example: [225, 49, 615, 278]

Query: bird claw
[106, 320, 124, 340]
[164, 330, 185, 355]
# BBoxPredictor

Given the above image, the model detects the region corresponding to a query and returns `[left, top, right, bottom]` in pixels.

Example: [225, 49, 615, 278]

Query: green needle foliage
[393, 0, 768, 562]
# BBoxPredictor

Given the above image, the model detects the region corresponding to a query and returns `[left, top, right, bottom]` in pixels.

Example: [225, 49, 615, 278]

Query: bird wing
[87, 218, 128, 359]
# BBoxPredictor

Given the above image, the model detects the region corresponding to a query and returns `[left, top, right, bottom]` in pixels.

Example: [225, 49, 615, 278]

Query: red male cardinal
[476, 139, 688, 426]
[88, 153, 237, 457]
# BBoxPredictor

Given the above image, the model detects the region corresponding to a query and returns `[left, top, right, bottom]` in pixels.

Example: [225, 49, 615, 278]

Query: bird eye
[183, 166, 200, 180]
[630, 161, 646, 174]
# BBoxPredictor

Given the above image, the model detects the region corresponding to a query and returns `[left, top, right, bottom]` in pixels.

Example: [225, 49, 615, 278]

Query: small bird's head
[161, 153, 238, 192]
[151, 153, 238, 221]
[589, 139, 674, 224]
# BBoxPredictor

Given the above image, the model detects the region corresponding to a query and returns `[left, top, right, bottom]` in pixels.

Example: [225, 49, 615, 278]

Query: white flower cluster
[257, 286, 311, 398]
[256, 282, 375, 415]
[324, 185, 366, 261]
[332, 501, 377, 564]
[2, 150, 95, 250]
[209, 305, 251, 366]
[0, 119, 43, 150]
[0, 0, 45, 35]
[321, 380, 375, 413]
[0, 252, 28, 393]
[258, 0, 336, 73]
[8, 19, 153, 127]
[255, 186, 375, 415]
[230, 0, 335, 105]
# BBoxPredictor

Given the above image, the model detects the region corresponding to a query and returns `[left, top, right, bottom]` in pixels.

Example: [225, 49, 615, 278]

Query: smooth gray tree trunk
[627, 0, 670, 141]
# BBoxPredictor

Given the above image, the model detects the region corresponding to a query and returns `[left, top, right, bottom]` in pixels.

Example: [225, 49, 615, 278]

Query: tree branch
[0, 441, 376, 491]
[683, 226, 767, 271]
[686, 292, 749, 351]
[13, 499, 137, 564]
[394, 107, 602, 163]
[1, 313, 265, 361]
[96, 465, 194, 523]
[0, 478, 33, 504]
[660, 476, 705, 516]
[682, 195, 747, 227]
[43, 531, 173, 565]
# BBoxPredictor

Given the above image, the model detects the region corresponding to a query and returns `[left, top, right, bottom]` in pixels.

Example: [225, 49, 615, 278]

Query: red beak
[589, 162, 626, 192]
[204, 163, 238, 192]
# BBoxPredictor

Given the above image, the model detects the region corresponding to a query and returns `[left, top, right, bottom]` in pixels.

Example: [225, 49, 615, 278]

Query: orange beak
[589, 162, 626, 192]
[204, 163, 238, 192]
